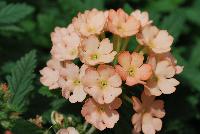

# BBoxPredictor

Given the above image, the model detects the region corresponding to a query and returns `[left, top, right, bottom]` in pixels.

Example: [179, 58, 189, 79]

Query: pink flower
[145, 59, 180, 96]
[50, 24, 80, 61]
[56, 127, 79, 134]
[40, 59, 63, 89]
[79, 36, 117, 66]
[132, 92, 165, 134]
[81, 98, 122, 131]
[83, 65, 122, 104]
[157, 52, 183, 74]
[131, 9, 152, 28]
[60, 63, 88, 103]
[115, 51, 152, 86]
[73, 9, 107, 36]
[107, 8, 140, 37]
[136, 25, 173, 54]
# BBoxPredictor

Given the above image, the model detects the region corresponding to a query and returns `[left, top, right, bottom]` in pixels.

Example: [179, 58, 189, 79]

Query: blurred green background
[0, 0, 200, 134]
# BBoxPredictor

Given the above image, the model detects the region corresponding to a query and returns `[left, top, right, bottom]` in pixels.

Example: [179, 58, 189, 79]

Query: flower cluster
[40, 8, 183, 134]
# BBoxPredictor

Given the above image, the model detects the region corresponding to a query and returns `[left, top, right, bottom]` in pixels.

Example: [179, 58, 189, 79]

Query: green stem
[86, 126, 96, 134]
[121, 37, 130, 51]
[83, 121, 88, 131]
[112, 35, 122, 65]
[123, 94, 132, 104]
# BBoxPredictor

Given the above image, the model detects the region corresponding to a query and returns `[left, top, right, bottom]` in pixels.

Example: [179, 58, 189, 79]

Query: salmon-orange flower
[83, 65, 122, 104]
[115, 51, 152, 86]
[136, 25, 173, 54]
[81, 98, 122, 130]
[107, 9, 140, 37]
[132, 92, 165, 134]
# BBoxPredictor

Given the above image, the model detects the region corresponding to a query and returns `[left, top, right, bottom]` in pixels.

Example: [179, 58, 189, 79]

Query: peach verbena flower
[39, 8, 183, 132]
[40, 59, 63, 89]
[51, 24, 80, 61]
[131, 9, 152, 28]
[56, 127, 79, 134]
[79, 36, 117, 66]
[136, 25, 173, 54]
[132, 92, 165, 134]
[145, 58, 180, 96]
[81, 98, 122, 130]
[83, 65, 122, 104]
[115, 51, 152, 86]
[108, 8, 140, 37]
[73, 9, 107, 36]
[60, 63, 88, 103]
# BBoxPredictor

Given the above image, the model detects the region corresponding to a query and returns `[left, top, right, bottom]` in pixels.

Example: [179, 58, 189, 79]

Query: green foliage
[6, 50, 37, 112]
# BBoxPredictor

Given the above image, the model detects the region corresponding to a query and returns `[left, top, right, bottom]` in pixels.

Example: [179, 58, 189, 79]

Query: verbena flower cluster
[40, 8, 183, 134]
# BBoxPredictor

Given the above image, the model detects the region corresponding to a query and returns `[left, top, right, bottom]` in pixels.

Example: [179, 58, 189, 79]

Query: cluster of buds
[40, 8, 183, 134]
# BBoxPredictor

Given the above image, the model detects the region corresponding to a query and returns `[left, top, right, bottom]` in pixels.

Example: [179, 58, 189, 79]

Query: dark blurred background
[0, 0, 200, 134]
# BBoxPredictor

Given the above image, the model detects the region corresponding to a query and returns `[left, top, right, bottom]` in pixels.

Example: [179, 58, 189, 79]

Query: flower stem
[86, 126, 96, 134]
[113, 35, 122, 65]
[83, 121, 88, 131]
[121, 37, 130, 51]
[123, 94, 132, 104]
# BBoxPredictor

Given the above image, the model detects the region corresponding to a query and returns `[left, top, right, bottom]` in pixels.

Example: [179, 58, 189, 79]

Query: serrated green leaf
[0, 3, 34, 24]
[6, 50, 37, 112]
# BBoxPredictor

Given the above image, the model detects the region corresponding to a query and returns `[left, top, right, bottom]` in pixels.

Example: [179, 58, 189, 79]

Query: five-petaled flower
[79, 36, 117, 66]
[115, 51, 152, 86]
[60, 63, 88, 103]
[108, 8, 140, 37]
[81, 98, 122, 130]
[132, 92, 165, 134]
[83, 65, 122, 104]
[136, 25, 174, 54]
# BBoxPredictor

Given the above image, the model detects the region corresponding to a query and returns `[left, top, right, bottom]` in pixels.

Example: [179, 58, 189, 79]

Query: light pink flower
[131, 9, 152, 28]
[83, 65, 122, 104]
[136, 25, 173, 54]
[132, 92, 165, 134]
[40, 59, 63, 89]
[56, 127, 79, 134]
[73, 9, 107, 36]
[60, 63, 88, 103]
[145, 59, 180, 96]
[157, 52, 183, 74]
[81, 98, 122, 131]
[50, 24, 80, 61]
[79, 36, 117, 66]
[115, 51, 152, 86]
[107, 8, 140, 37]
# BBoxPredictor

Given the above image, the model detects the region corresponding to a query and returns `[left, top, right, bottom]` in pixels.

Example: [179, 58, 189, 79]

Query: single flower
[50, 24, 80, 61]
[40, 59, 63, 89]
[145, 59, 180, 96]
[131, 9, 152, 28]
[60, 63, 88, 103]
[81, 98, 122, 131]
[115, 51, 152, 86]
[132, 92, 165, 134]
[56, 127, 79, 134]
[83, 65, 122, 104]
[136, 25, 173, 54]
[73, 9, 107, 36]
[107, 8, 140, 37]
[79, 36, 117, 66]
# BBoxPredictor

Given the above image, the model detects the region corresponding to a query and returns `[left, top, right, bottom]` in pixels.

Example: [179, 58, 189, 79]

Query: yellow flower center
[117, 24, 124, 33]
[73, 79, 80, 86]
[128, 67, 135, 77]
[149, 41, 155, 49]
[70, 49, 77, 56]
[91, 53, 99, 60]
[99, 80, 108, 89]
[88, 27, 96, 33]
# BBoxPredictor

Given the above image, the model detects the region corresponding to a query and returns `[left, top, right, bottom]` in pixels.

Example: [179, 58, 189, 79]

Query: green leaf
[0, 3, 34, 24]
[160, 9, 186, 41]
[6, 50, 37, 112]
[38, 86, 54, 98]
[0, 25, 24, 32]
[12, 119, 43, 134]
